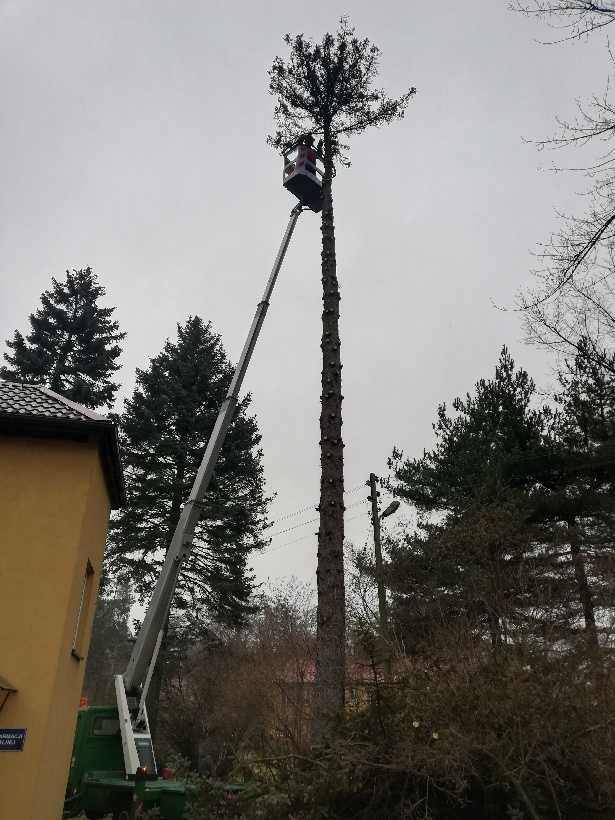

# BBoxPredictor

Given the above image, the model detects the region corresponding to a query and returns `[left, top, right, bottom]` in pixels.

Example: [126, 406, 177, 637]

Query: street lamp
[381, 500, 400, 520]
[367, 476, 402, 681]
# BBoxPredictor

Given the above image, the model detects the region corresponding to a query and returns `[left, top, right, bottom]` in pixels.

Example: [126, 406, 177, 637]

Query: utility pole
[368, 473, 390, 678]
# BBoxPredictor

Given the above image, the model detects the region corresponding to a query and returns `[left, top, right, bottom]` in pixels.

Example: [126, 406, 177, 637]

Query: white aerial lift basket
[283, 143, 323, 212]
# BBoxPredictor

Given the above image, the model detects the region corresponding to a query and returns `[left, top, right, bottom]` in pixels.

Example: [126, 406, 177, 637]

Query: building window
[92, 716, 120, 736]
[72, 560, 94, 660]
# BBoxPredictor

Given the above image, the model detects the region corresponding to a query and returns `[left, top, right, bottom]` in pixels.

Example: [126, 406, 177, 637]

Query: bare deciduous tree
[512, 1, 615, 41]
[511, 2, 615, 372]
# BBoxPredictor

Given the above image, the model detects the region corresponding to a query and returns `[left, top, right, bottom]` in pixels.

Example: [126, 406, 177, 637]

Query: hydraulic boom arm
[122, 202, 303, 698]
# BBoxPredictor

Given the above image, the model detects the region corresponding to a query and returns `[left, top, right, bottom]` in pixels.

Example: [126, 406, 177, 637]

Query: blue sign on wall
[0, 728, 26, 751]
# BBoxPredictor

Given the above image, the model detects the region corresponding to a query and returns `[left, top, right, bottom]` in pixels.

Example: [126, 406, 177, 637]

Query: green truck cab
[63, 706, 189, 820]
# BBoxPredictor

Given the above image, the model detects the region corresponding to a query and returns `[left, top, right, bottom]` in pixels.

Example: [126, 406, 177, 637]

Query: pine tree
[1, 267, 125, 409]
[389, 347, 615, 652]
[503, 341, 615, 648]
[107, 315, 269, 626]
[557, 337, 615, 450]
[388, 348, 573, 652]
[392, 347, 549, 515]
[540, 339, 615, 647]
[268, 18, 415, 728]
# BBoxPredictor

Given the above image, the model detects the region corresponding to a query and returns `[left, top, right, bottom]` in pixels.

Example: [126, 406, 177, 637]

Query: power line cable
[344, 498, 368, 512]
[256, 511, 370, 557]
[268, 516, 319, 540]
[345, 482, 367, 496]
[346, 511, 371, 526]
[269, 502, 317, 525]
[266, 480, 367, 527]
[267, 498, 368, 540]
[252, 531, 315, 557]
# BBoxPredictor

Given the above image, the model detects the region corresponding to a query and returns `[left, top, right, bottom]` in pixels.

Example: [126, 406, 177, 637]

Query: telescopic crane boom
[114, 202, 304, 775]
[64, 152, 323, 820]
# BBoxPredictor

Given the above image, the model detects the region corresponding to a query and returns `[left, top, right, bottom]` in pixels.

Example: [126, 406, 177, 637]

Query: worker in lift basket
[296, 133, 318, 174]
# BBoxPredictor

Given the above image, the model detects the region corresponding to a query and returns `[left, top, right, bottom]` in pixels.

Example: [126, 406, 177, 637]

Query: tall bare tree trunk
[315, 131, 346, 734]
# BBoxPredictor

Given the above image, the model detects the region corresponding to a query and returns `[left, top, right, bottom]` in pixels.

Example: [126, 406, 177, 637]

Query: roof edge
[36, 384, 107, 422]
[0, 413, 125, 509]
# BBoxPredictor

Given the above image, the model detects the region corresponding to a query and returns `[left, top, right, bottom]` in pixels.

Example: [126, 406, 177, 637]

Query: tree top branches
[268, 17, 415, 165]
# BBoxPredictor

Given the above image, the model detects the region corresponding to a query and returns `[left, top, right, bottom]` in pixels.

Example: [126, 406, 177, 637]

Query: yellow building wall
[0, 435, 112, 820]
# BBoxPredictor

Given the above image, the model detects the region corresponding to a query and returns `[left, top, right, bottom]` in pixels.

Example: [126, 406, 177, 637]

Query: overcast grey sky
[0, 1, 609, 585]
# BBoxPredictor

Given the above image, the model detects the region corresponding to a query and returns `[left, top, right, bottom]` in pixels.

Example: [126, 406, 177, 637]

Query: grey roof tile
[0, 380, 105, 423]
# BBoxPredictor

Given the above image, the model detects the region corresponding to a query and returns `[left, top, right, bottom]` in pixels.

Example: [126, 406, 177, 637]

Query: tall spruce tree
[107, 315, 269, 625]
[268, 18, 415, 728]
[107, 316, 269, 737]
[1, 267, 125, 409]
